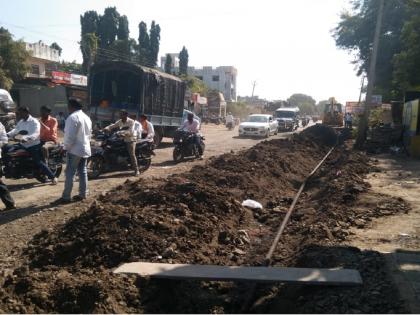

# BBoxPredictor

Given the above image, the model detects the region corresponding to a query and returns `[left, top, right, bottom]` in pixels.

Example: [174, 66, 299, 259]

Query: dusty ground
[347, 154, 420, 313]
[0, 124, 296, 272]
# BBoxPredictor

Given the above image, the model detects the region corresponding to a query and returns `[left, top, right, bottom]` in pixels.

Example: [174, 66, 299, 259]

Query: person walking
[60, 99, 92, 203]
[104, 110, 139, 176]
[0, 122, 15, 210]
[7, 107, 58, 185]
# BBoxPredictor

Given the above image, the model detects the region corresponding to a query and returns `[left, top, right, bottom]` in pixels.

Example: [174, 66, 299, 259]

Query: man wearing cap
[104, 110, 139, 176]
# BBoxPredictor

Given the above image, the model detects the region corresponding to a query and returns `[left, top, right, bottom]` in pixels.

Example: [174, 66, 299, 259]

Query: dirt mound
[300, 124, 338, 146]
[0, 137, 411, 313]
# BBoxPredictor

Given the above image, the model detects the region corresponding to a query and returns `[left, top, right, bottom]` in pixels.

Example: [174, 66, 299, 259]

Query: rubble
[0, 129, 410, 313]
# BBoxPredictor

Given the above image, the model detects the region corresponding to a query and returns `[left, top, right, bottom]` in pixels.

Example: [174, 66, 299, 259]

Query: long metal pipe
[264, 146, 336, 265]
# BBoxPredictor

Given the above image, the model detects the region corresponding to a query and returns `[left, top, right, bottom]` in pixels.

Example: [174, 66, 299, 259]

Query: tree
[50, 42, 62, 56]
[287, 93, 317, 115]
[97, 7, 120, 48]
[80, 33, 98, 74]
[117, 15, 129, 40]
[59, 60, 83, 74]
[80, 10, 99, 36]
[183, 75, 208, 96]
[0, 27, 29, 90]
[138, 21, 150, 66]
[148, 21, 161, 67]
[333, 0, 410, 101]
[179, 46, 189, 75]
[164, 54, 173, 74]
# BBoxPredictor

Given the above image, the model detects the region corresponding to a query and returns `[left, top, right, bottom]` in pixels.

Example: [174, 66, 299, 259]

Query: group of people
[0, 100, 202, 211]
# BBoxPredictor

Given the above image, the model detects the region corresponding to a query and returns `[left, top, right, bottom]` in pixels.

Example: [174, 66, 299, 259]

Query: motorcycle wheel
[173, 147, 184, 162]
[137, 157, 152, 172]
[35, 164, 63, 183]
[87, 156, 104, 179]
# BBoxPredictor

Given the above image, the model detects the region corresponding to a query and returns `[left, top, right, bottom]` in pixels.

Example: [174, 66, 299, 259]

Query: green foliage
[148, 21, 161, 67]
[117, 15, 129, 40]
[287, 93, 317, 114]
[50, 42, 62, 56]
[182, 75, 208, 96]
[0, 27, 29, 90]
[179, 46, 189, 75]
[80, 33, 98, 74]
[164, 54, 172, 74]
[138, 21, 150, 66]
[80, 11, 99, 36]
[59, 60, 83, 74]
[334, 0, 420, 101]
[97, 7, 120, 48]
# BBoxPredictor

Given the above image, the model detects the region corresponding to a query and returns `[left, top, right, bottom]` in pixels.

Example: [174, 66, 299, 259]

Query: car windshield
[275, 111, 296, 118]
[247, 116, 268, 123]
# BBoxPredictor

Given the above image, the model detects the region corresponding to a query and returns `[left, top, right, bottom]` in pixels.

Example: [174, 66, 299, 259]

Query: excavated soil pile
[0, 126, 411, 313]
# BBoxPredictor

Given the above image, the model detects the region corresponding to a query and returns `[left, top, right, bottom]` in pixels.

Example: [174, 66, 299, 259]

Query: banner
[51, 71, 71, 84]
[70, 74, 87, 86]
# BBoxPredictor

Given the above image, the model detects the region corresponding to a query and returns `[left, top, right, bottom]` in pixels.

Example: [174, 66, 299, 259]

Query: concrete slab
[113, 262, 362, 286]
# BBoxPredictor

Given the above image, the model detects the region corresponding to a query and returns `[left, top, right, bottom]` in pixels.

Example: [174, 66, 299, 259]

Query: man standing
[61, 99, 92, 202]
[0, 122, 15, 210]
[7, 107, 58, 185]
[40, 106, 58, 144]
[181, 112, 203, 157]
[104, 110, 139, 176]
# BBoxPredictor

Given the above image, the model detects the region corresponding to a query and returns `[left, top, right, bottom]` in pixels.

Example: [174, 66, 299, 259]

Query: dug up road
[0, 123, 419, 313]
[0, 125, 296, 272]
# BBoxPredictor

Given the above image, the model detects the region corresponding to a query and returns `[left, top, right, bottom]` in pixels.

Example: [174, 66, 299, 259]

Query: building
[160, 53, 180, 70]
[10, 41, 88, 116]
[25, 41, 60, 78]
[189, 66, 237, 102]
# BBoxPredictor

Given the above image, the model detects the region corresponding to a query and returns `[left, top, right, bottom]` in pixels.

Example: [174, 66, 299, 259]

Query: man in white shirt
[139, 114, 155, 143]
[7, 107, 58, 185]
[104, 110, 139, 176]
[181, 112, 203, 156]
[0, 122, 15, 210]
[60, 99, 92, 202]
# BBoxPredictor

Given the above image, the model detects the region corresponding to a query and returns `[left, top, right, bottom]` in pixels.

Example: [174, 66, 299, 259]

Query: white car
[238, 114, 278, 138]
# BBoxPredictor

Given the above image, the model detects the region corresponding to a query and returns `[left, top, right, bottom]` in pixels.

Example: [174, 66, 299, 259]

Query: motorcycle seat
[7, 149, 31, 157]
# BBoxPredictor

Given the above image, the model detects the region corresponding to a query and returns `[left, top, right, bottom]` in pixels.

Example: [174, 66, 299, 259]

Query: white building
[25, 41, 60, 78]
[189, 66, 237, 102]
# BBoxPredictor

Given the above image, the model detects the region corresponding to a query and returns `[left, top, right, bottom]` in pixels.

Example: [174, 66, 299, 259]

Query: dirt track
[0, 124, 296, 272]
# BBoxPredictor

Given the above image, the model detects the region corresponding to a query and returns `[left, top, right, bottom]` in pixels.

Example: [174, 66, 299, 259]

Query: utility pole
[355, 0, 385, 149]
[251, 81, 257, 98]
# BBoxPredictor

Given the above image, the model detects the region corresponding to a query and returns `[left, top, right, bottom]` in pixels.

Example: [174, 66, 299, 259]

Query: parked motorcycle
[87, 128, 154, 179]
[173, 130, 205, 162]
[1, 131, 64, 183]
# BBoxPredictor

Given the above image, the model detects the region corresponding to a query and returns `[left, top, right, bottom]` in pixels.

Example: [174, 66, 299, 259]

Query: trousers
[62, 153, 88, 200]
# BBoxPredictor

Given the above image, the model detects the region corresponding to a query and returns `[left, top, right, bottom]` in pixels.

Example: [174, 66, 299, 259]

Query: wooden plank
[113, 262, 362, 286]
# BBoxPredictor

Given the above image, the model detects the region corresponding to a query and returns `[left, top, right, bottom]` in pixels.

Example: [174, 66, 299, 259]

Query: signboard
[51, 71, 87, 87]
[70, 74, 87, 86]
[52, 71, 71, 84]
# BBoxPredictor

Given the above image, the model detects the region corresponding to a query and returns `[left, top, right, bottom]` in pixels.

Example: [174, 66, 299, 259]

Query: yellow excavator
[322, 97, 344, 127]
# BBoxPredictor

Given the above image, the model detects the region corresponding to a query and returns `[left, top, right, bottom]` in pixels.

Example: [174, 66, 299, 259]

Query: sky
[0, 0, 361, 103]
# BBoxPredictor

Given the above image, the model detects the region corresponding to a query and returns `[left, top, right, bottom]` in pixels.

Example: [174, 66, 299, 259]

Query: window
[31, 64, 40, 75]
[212, 75, 219, 82]
[196, 76, 203, 80]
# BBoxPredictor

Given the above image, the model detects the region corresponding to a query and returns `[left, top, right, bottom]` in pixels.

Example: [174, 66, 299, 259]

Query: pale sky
[0, 0, 361, 103]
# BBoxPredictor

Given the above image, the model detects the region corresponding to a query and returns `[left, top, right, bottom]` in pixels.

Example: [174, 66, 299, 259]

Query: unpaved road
[0, 124, 298, 271]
